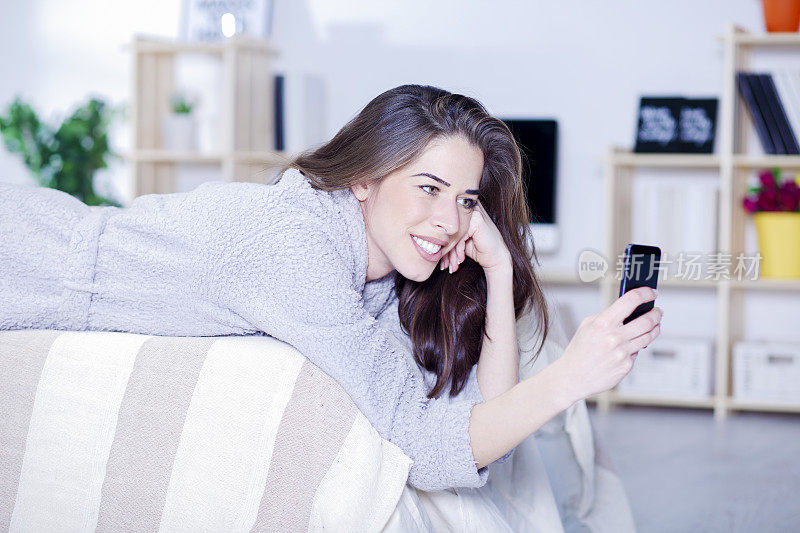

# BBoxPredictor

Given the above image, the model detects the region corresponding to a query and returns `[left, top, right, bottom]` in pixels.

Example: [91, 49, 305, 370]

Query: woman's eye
[420, 185, 475, 209]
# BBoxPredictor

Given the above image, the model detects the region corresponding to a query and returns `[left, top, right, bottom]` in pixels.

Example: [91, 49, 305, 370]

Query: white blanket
[383, 308, 637, 532]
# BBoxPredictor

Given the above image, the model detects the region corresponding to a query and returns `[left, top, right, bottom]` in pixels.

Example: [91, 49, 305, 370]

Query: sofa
[0, 309, 636, 532]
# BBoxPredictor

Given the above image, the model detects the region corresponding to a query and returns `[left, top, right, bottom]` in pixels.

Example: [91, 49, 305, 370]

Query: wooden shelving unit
[541, 24, 800, 420]
[125, 34, 293, 197]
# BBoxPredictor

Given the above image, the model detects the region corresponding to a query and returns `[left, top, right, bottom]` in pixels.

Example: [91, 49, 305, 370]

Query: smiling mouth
[411, 235, 444, 262]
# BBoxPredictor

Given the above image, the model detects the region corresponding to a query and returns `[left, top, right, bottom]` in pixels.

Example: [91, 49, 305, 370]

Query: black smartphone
[618, 244, 661, 325]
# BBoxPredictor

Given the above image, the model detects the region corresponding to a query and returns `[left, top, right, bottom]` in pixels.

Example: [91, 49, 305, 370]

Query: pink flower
[759, 170, 777, 189]
[780, 180, 800, 199]
[742, 169, 800, 213]
[779, 189, 800, 211]
[758, 189, 780, 211]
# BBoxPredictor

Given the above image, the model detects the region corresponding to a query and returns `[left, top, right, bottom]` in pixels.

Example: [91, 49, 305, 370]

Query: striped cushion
[0, 330, 412, 532]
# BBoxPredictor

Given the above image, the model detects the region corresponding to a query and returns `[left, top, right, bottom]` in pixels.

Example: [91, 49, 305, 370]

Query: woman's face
[352, 135, 484, 282]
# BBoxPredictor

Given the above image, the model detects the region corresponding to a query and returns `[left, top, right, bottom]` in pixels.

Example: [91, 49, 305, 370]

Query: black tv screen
[499, 119, 558, 225]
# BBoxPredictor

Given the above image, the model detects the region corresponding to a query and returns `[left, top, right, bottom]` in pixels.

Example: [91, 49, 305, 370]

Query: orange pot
[762, 0, 800, 32]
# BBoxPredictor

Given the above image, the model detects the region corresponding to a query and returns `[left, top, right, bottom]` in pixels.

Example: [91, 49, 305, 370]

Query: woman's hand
[552, 287, 662, 403]
[439, 200, 511, 274]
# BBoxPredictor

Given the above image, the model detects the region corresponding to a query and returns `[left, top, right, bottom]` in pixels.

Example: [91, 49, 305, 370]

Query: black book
[747, 73, 786, 154]
[274, 74, 285, 151]
[737, 72, 776, 154]
[758, 73, 800, 154]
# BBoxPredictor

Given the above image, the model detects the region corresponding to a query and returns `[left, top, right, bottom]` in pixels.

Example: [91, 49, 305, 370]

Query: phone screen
[618, 244, 661, 325]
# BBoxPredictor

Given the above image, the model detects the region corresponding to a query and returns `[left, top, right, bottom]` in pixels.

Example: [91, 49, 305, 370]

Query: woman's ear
[351, 182, 371, 202]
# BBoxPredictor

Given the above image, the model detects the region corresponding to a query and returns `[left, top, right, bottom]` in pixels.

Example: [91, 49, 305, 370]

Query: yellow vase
[753, 212, 800, 279]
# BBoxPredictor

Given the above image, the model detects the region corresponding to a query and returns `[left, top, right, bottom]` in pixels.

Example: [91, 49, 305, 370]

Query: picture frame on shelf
[180, 0, 275, 42]
[678, 98, 718, 154]
[634, 97, 683, 153]
[634, 96, 718, 154]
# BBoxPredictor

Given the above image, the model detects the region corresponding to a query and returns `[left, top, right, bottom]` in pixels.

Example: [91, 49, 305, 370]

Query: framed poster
[678, 98, 718, 154]
[634, 96, 718, 154]
[634, 97, 683, 153]
[180, 0, 275, 42]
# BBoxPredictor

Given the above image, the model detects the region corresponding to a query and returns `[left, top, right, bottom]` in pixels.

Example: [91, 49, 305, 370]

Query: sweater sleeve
[463, 364, 516, 465]
[213, 209, 490, 492]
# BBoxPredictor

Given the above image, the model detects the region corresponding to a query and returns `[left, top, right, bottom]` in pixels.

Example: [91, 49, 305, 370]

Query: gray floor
[587, 405, 800, 533]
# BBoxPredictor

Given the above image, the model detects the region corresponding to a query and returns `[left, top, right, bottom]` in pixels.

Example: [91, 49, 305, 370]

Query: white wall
[3, 0, 797, 342]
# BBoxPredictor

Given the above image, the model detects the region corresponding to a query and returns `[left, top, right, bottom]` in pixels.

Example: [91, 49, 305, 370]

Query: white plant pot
[161, 114, 198, 151]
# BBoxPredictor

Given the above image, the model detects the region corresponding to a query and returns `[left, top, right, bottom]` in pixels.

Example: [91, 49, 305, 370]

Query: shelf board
[730, 278, 800, 291]
[604, 276, 719, 289]
[607, 150, 720, 168]
[726, 399, 800, 414]
[539, 270, 721, 289]
[588, 394, 800, 413]
[126, 34, 278, 56]
[607, 151, 800, 170]
[608, 393, 717, 409]
[125, 150, 224, 163]
[233, 151, 292, 164]
[124, 150, 292, 164]
[538, 270, 599, 286]
[733, 155, 800, 168]
[731, 32, 800, 47]
[584, 393, 715, 409]
[603, 276, 718, 289]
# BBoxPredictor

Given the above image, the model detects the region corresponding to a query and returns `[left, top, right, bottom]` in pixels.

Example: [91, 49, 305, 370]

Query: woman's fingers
[619, 307, 662, 339]
[624, 323, 661, 354]
[602, 287, 657, 326]
[465, 239, 477, 261]
[450, 238, 467, 272]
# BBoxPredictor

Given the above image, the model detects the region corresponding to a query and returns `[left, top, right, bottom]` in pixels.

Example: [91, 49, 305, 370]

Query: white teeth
[412, 236, 442, 255]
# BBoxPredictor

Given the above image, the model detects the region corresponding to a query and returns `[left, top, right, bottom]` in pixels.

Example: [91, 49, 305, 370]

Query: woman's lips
[411, 235, 443, 262]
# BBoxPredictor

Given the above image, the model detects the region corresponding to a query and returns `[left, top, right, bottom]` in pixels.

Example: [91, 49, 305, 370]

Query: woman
[0, 84, 661, 494]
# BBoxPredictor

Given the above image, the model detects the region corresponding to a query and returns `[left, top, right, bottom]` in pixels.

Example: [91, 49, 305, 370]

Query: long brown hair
[281, 84, 549, 399]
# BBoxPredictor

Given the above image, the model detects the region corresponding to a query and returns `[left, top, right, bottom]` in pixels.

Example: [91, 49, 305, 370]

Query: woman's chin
[397, 263, 436, 282]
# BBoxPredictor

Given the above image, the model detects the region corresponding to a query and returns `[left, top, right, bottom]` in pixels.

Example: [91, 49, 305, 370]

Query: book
[736, 72, 776, 154]
[791, 70, 800, 123]
[771, 70, 800, 150]
[758, 73, 800, 154]
[747, 73, 786, 154]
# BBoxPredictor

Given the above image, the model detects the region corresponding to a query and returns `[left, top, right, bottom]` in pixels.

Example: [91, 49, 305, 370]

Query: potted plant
[742, 168, 800, 278]
[161, 90, 199, 151]
[0, 97, 121, 206]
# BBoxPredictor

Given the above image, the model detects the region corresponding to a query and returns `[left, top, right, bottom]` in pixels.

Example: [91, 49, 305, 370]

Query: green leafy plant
[169, 91, 197, 115]
[0, 97, 121, 206]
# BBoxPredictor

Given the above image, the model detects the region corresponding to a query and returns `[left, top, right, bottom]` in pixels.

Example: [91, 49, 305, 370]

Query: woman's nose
[431, 203, 459, 235]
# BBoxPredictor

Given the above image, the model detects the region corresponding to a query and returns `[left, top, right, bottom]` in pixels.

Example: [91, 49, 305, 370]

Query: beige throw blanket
[0, 331, 411, 532]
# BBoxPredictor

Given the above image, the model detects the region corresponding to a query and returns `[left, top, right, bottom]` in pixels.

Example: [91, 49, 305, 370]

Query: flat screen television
[499, 119, 559, 253]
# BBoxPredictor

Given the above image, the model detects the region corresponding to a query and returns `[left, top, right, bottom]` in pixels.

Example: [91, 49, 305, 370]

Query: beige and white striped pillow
[0, 330, 412, 532]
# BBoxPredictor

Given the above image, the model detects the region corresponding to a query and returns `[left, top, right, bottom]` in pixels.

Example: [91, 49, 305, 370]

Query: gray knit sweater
[0, 168, 512, 491]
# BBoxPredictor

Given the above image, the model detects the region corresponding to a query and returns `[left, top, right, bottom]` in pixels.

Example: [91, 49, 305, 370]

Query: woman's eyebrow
[411, 172, 480, 195]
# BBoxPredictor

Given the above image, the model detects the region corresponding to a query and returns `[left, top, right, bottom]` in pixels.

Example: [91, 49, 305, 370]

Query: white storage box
[616, 337, 714, 399]
[733, 341, 800, 405]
